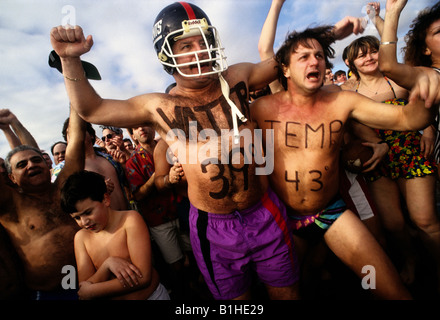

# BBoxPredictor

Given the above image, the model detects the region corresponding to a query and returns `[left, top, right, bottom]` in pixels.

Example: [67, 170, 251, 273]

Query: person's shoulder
[320, 87, 359, 106]
[74, 228, 90, 244]
[322, 84, 342, 93]
[386, 77, 408, 96]
[225, 62, 257, 79]
[340, 78, 357, 91]
[250, 91, 279, 112]
[120, 209, 145, 224]
[119, 210, 148, 233]
[229, 62, 255, 70]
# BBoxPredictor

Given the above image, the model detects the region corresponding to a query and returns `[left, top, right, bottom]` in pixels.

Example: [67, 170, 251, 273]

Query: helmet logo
[153, 19, 163, 41]
[182, 18, 208, 32]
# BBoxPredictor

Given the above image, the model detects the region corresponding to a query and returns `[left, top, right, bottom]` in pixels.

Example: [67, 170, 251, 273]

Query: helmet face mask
[153, 2, 228, 77]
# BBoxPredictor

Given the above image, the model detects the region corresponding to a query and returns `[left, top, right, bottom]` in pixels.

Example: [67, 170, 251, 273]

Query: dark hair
[346, 35, 380, 80]
[404, 1, 440, 67]
[342, 45, 349, 63]
[333, 69, 346, 80]
[50, 141, 67, 155]
[275, 26, 335, 90]
[60, 170, 107, 214]
[62, 117, 96, 143]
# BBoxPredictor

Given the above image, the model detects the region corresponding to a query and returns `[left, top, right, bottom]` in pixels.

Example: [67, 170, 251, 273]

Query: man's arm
[332, 16, 365, 40]
[55, 106, 86, 188]
[153, 139, 185, 192]
[0, 124, 21, 149]
[50, 25, 159, 128]
[257, 0, 285, 94]
[348, 90, 436, 132]
[0, 109, 39, 149]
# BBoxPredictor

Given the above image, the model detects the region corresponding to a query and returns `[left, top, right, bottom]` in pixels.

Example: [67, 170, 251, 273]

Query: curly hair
[275, 26, 336, 90]
[403, 1, 440, 67]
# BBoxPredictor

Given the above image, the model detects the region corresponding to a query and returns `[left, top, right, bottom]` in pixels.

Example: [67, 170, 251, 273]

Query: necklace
[359, 77, 384, 95]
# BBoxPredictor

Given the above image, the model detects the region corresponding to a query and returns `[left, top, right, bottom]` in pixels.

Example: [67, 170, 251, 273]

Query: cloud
[0, 0, 435, 158]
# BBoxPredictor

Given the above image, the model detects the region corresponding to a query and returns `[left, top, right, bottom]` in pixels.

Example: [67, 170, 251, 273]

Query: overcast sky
[0, 0, 435, 159]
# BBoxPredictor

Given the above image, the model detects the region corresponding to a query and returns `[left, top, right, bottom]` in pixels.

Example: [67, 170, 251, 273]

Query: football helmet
[152, 2, 227, 77]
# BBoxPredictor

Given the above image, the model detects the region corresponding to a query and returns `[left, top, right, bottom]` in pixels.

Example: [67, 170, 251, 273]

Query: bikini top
[356, 76, 407, 105]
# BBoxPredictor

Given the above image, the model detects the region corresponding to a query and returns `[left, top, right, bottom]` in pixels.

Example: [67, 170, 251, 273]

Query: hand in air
[50, 25, 94, 58]
[385, 0, 408, 15]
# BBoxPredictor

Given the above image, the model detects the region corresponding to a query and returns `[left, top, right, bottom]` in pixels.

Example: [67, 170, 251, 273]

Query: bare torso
[252, 89, 351, 215]
[151, 75, 268, 214]
[0, 185, 79, 291]
[80, 211, 159, 300]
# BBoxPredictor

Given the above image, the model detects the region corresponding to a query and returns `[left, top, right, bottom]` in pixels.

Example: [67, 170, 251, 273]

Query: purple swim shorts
[189, 188, 299, 300]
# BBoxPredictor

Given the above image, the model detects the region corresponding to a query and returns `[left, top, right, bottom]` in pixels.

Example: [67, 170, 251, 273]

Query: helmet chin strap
[218, 74, 247, 144]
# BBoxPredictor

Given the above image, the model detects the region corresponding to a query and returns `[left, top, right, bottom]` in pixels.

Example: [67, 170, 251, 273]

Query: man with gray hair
[0, 108, 86, 299]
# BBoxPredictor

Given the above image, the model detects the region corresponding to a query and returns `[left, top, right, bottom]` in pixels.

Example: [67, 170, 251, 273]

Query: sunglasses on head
[102, 133, 114, 142]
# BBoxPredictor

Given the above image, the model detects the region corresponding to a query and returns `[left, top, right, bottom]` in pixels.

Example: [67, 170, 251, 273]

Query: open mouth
[306, 71, 320, 81]
[190, 62, 211, 70]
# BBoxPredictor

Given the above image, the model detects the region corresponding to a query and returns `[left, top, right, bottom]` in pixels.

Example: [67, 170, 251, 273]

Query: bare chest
[262, 107, 346, 152]
[87, 230, 129, 269]
[2, 191, 74, 236]
[152, 82, 269, 211]
[155, 81, 250, 138]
